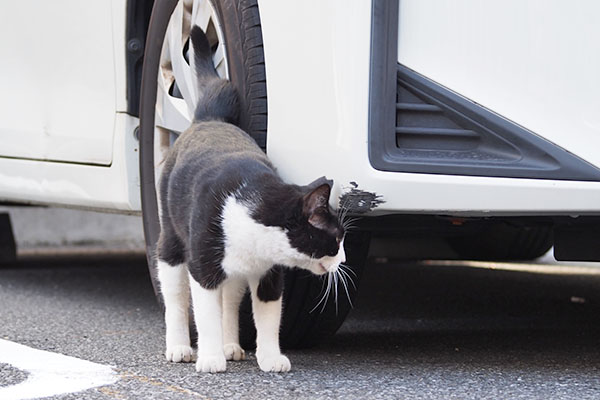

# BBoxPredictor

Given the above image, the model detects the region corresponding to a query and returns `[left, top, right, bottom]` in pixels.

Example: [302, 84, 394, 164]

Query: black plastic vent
[389, 65, 600, 180]
[395, 69, 521, 164]
[368, 0, 600, 181]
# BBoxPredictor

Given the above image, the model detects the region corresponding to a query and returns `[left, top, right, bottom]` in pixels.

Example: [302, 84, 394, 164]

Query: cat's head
[286, 177, 346, 275]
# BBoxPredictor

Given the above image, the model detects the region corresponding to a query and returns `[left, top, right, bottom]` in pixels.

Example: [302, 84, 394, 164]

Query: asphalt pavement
[1, 252, 600, 399]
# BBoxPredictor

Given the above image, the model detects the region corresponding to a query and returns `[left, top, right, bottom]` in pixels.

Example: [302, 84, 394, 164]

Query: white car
[1, 0, 599, 347]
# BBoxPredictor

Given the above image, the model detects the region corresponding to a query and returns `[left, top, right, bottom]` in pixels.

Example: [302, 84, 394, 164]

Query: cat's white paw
[195, 354, 227, 373]
[224, 343, 246, 361]
[257, 353, 291, 373]
[165, 345, 194, 363]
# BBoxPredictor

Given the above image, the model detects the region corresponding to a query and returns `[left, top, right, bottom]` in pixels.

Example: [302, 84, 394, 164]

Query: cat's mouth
[318, 263, 328, 274]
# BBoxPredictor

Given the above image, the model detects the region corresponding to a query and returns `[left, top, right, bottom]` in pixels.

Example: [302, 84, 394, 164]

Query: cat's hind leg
[189, 275, 227, 373]
[157, 260, 194, 363]
[222, 277, 247, 361]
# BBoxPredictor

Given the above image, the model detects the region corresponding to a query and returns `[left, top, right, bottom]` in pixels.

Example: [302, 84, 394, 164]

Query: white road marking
[0, 339, 118, 400]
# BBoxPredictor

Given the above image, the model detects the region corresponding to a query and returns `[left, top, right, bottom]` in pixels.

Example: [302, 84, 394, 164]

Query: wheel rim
[154, 0, 228, 183]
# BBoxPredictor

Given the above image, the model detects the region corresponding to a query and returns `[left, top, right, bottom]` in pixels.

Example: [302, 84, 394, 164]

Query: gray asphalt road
[1, 253, 600, 399]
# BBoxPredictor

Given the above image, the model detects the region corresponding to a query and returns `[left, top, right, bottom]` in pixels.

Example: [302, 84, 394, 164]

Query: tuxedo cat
[155, 26, 346, 373]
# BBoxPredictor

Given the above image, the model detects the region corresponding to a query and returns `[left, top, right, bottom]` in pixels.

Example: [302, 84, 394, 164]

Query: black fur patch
[194, 79, 239, 125]
[257, 265, 284, 302]
[186, 196, 227, 290]
[156, 221, 186, 266]
[190, 26, 239, 125]
[249, 177, 344, 260]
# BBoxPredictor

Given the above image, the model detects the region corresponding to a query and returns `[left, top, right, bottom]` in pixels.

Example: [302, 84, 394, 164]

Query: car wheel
[139, 0, 368, 349]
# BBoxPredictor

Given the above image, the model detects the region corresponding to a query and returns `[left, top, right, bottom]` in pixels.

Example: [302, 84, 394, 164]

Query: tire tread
[234, 0, 267, 149]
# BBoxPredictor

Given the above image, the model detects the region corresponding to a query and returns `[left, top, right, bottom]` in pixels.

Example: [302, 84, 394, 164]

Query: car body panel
[0, 0, 127, 166]
[0, 0, 598, 217]
[0, 113, 141, 211]
[258, 0, 600, 216]
[0, 0, 139, 211]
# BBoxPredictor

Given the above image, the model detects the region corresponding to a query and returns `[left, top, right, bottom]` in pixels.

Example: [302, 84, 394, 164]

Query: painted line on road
[0, 339, 118, 400]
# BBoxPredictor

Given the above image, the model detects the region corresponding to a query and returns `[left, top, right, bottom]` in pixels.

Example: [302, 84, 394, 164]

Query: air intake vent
[368, 0, 600, 181]
[367, 63, 600, 181]
[395, 69, 521, 164]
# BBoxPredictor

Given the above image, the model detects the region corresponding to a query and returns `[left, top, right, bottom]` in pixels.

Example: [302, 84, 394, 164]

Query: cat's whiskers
[336, 198, 345, 220]
[310, 261, 358, 315]
[337, 196, 359, 233]
[308, 255, 328, 313]
[339, 262, 357, 280]
[333, 269, 339, 315]
[342, 216, 359, 232]
[336, 267, 353, 308]
[310, 269, 334, 314]
[338, 264, 357, 290]
[339, 202, 348, 222]
[337, 197, 352, 228]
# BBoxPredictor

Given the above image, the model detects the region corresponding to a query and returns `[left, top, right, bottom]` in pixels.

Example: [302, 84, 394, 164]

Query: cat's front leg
[157, 260, 194, 363]
[249, 272, 290, 373]
[222, 277, 247, 361]
[189, 275, 227, 373]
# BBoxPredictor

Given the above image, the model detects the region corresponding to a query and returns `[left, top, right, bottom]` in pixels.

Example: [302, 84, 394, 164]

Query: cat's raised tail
[190, 25, 240, 125]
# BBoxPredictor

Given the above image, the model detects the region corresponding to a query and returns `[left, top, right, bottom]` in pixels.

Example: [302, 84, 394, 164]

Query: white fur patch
[221, 277, 247, 361]
[157, 261, 193, 363]
[188, 274, 226, 373]
[248, 278, 290, 372]
[220, 196, 313, 277]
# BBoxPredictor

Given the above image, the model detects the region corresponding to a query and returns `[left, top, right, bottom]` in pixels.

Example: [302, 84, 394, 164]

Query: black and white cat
[155, 26, 346, 373]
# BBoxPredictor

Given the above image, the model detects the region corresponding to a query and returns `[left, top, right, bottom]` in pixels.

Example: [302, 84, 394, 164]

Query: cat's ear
[303, 183, 331, 215]
[306, 176, 333, 191]
[303, 183, 331, 230]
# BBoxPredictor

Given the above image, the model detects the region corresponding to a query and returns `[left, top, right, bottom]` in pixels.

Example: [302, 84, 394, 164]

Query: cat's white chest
[220, 196, 305, 278]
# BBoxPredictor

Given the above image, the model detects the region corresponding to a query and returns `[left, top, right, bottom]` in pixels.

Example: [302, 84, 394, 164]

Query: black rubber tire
[211, 0, 268, 149]
[139, 0, 367, 349]
[139, 0, 177, 301]
[448, 223, 553, 261]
